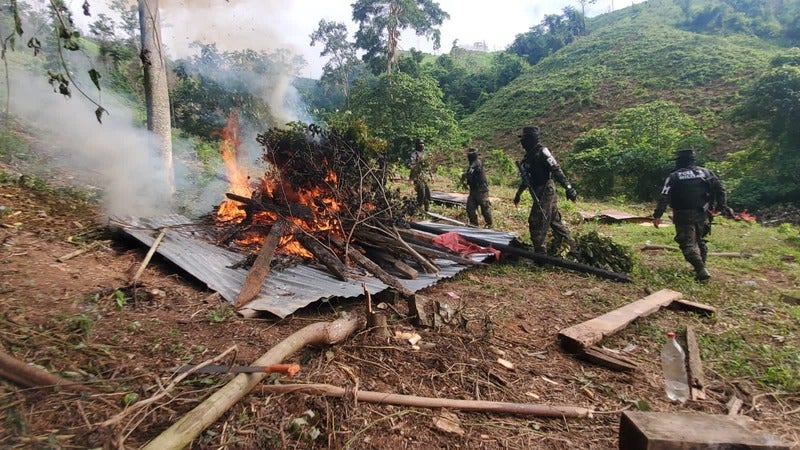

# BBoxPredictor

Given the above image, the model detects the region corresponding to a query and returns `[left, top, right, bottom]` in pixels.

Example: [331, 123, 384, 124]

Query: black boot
[695, 266, 711, 281]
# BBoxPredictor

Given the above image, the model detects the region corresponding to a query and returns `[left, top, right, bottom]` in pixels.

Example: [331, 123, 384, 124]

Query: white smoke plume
[3, 0, 314, 218]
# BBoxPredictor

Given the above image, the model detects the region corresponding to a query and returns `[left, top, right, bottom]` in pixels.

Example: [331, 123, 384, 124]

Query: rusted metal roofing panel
[116, 215, 517, 318]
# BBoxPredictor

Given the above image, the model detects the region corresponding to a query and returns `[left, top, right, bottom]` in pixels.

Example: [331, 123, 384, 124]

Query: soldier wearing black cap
[408, 138, 431, 211]
[653, 149, 734, 281]
[513, 126, 577, 253]
[461, 148, 493, 227]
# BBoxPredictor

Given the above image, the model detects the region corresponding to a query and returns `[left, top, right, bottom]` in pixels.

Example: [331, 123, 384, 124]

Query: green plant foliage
[349, 71, 460, 162]
[570, 230, 634, 273]
[564, 101, 711, 201]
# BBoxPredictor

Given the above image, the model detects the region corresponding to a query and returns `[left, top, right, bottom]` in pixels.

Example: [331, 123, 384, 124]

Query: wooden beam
[685, 325, 707, 401]
[234, 219, 286, 308]
[558, 289, 683, 353]
[619, 411, 790, 450]
[580, 345, 639, 371]
[669, 298, 716, 316]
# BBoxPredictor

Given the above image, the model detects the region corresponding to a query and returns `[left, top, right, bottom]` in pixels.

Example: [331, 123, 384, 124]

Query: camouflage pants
[673, 209, 711, 271]
[528, 180, 572, 253]
[414, 179, 431, 211]
[466, 190, 493, 227]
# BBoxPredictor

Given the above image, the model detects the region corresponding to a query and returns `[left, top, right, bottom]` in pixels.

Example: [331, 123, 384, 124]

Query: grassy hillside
[461, 0, 782, 160]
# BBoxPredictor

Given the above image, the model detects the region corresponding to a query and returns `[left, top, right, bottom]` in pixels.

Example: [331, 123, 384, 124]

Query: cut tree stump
[558, 289, 683, 353]
[619, 411, 790, 450]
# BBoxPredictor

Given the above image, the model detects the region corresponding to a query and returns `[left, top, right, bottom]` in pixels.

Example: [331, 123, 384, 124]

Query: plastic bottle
[660, 331, 690, 403]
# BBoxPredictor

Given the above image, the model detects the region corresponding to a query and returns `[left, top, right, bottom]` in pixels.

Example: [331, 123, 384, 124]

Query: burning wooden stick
[234, 219, 286, 308]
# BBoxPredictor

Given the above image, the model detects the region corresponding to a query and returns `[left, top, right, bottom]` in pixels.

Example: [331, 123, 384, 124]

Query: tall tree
[352, 0, 449, 74]
[350, 71, 458, 162]
[138, 0, 174, 199]
[310, 19, 359, 105]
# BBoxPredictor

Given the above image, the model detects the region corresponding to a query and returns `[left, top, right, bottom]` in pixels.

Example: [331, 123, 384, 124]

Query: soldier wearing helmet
[653, 149, 735, 281]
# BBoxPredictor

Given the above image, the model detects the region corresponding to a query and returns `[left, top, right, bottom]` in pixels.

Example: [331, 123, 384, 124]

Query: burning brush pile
[211, 119, 468, 301]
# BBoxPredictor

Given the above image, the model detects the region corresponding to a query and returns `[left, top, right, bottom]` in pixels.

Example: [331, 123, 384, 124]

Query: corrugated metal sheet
[116, 215, 517, 318]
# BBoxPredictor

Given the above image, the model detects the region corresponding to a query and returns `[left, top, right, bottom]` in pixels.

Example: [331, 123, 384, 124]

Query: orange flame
[216, 112, 250, 223]
[215, 113, 342, 259]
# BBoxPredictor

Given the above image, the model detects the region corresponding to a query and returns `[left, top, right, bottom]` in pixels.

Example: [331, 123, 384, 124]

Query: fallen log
[0, 351, 92, 393]
[141, 312, 365, 450]
[260, 383, 593, 418]
[235, 219, 286, 308]
[366, 249, 419, 280]
[295, 232, 348, 281]
[330, 235, 414, 298]
[355, 228, 439, 274]
[409, 222, 631, 282]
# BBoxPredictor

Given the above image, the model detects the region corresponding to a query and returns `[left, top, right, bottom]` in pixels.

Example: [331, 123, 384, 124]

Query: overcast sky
[72, 0, 646, 79]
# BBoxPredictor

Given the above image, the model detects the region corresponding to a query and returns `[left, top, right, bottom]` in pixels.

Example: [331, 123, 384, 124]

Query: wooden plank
[234, 220, 285, 308]
[685, 326, 707, 401]
[558, 289, 683, 352]
[670, 298, 716, 316]
[619, 411, 790, 450]
[580, 345, 639, 371]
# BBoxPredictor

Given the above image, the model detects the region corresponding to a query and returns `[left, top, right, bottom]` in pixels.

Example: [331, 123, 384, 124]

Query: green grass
[425, 172, 800, 392]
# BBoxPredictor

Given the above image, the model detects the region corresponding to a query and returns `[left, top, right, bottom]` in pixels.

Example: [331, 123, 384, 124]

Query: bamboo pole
[140, 313, 364, 450]
[261, 383, 593, 418]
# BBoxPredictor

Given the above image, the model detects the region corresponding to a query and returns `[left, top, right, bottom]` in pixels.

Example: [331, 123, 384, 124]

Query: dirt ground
[1, 156, 799, 449]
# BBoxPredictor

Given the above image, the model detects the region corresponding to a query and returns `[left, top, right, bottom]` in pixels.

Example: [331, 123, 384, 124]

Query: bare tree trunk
[386, 1, 401, 74]
[139, 0, 174, 201]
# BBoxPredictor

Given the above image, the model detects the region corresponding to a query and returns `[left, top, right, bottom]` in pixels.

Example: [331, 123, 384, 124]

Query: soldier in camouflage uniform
[461, 148, 493, 227]
[513, 126, 577, 253]
[653, 149, 734, 281]
[408, 138, 431, 211]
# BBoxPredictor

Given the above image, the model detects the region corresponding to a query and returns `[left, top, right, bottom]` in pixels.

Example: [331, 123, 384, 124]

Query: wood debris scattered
[558, 289, 715, 371]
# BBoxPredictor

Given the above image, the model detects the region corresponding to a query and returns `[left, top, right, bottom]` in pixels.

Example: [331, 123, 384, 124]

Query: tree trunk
[139, 0, 174, 201]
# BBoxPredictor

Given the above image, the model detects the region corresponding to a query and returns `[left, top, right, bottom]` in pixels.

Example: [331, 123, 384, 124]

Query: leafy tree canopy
[349, 71, 459, 163]
[564, 101, 712, 202]
[352, 0, 449, 74]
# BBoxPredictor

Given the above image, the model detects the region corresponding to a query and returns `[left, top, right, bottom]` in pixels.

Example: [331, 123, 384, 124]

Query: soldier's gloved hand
[722, 206, 735, 219]
[566, 186, 578, 202]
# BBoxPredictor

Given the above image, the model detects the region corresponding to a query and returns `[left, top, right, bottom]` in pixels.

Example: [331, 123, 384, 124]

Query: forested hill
[462, 0, 782, 154]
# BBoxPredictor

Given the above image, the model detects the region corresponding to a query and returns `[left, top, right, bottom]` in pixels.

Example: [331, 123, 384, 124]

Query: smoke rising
[4, 0, 313, 219]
